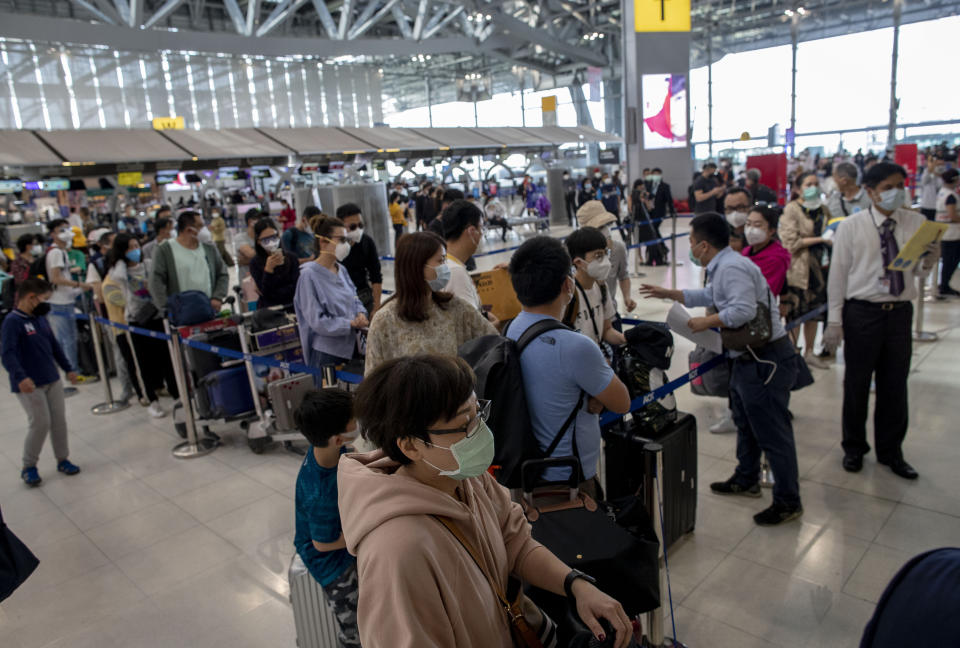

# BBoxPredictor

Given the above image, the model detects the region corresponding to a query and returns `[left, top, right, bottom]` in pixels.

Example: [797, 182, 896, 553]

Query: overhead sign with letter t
[635, 0, 691, 32]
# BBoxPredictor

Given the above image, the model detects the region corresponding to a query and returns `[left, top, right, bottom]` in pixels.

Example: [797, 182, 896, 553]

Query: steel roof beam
[311, 0, 339, 37]
[489, 12, 606, 66]
[245, 0, 260, 35]
[347, 0, 401, 39]
[143, 0, 185, 28]
[337, 0, 352, 39]
[68, 0, 118, 24]
[422, 5, 463, 39]
[221, 0, 246, 33]
[412, 0, 429, 40]
[255, 0, 307, 36]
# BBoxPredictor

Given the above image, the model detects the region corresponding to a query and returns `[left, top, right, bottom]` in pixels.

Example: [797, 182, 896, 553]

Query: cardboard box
[471, 268, 522, 321]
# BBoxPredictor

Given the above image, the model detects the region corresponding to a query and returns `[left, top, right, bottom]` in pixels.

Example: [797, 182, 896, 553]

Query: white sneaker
[148, 402, 167, 418]
[804, 353, 830, 370]
[709, 412, 737, 434]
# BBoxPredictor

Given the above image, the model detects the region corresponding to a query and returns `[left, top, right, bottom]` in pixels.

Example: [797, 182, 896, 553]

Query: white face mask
[31, 244, 43, 257]
[197, 226, 213, 244]
[346, 227, 363, 243]
[261, 238, 280, 253]
[334, 241, 351, 261]
[586, 257, 612, 282]
[875, 187, 906, 212]
[57, 230, 74, 244]
[726, 210, 748, 228]
[744, 226, 768, 247]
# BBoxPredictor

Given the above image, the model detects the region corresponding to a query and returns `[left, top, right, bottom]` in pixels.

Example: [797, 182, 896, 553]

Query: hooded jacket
[338, 450, 545, 648]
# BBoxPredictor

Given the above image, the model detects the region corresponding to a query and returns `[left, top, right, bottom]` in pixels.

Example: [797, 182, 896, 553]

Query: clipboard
[887, 221, 948, 272]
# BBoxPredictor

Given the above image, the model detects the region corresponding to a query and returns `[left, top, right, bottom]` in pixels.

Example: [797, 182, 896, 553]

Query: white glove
[822, 323, 843, 354]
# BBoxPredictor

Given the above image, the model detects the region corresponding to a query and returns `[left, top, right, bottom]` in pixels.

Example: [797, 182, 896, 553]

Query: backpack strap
[514, 318, 587, 468]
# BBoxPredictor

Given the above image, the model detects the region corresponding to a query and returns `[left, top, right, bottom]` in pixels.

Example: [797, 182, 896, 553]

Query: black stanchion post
[643, 442, 666, 647]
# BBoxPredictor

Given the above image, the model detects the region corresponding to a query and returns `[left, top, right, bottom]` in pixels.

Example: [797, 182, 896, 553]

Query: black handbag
[0, 506, 40, 602]
[720, 296, 773, 352]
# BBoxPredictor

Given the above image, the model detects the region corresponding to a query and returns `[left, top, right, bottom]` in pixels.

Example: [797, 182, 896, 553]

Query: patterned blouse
[364, 295, 496, 375]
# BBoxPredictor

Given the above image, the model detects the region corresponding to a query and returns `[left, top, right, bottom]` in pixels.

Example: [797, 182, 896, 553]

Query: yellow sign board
[887, 221, 948, 273]
[541, 96, 557, 112]
[471, 268, 522, 322]
[152, 116, 185, 130]
[635, 0, 691, 32]
[117, 172, 143, 186]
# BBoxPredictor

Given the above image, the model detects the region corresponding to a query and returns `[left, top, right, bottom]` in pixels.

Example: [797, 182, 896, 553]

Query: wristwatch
[564, 569, 597, 599]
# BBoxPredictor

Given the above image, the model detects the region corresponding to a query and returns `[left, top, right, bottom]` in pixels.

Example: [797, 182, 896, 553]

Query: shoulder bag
[0, 506, 40, 602]
[432, 515, 557, 648]
[720, 292, 773, 352]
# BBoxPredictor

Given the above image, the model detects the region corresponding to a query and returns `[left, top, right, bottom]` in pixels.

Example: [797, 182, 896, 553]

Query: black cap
[943, 168, 960, 184]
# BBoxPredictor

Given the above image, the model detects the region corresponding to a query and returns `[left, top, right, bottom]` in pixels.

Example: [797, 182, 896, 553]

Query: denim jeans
[46, 303, 78, 373]
[307, 347, 350, 388]
[729, 337, 801, 508]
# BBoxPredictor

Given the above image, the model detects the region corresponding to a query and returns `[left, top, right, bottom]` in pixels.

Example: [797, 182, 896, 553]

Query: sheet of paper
[887, 220, 948, 272]
[666, 302, 723, 354]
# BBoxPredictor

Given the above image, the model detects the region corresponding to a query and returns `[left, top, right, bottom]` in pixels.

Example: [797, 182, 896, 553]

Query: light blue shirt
[294, 262, 366, 361]
[506, 312, 615, 481]
[682, 246, 786, 356]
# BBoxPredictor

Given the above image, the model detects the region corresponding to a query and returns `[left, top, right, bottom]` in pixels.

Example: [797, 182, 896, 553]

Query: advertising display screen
[41, 179, 70, 191]
[0, 179, 23, 193]
[641, 74, 687, 149]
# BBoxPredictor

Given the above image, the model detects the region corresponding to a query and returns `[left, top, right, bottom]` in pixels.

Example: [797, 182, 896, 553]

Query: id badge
[878, 277, 891, 294]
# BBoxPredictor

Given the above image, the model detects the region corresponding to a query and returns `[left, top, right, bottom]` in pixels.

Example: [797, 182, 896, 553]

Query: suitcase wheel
[248, 436, 272, 454]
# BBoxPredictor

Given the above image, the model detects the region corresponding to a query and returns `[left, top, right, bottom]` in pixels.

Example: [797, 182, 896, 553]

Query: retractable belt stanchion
[644, 442, 666, 647]
[89, 311, 130, 415]
[164, 318, 218, 459]
[670, 214, 678, 290]
[913, 275, 938, 342]
[123, 330, 149, 406]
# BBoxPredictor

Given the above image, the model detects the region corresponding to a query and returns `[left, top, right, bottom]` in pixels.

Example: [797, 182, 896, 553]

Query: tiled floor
[1, 223, 958, 648]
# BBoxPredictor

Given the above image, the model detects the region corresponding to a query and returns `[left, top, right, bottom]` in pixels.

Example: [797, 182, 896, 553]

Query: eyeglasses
[723, 205, 751, 214]
[347, 223, 364, 231]
[428, 400, 492, 439]
[322, 235, 347, 243]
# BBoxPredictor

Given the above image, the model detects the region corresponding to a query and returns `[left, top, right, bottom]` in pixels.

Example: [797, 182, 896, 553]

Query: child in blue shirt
[293, 388, 360, 647]
[1, 278, 82, 486]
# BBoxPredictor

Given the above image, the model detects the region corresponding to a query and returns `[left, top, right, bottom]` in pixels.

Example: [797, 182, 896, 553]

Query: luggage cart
[170, 315, 260, 444]
[234, 307, 312, 454]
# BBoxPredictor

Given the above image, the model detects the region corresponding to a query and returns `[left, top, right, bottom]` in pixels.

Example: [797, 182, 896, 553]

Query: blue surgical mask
[125, 248, 142, 264]
[689, 243, 704, 267]
[427, 263, 451, 291]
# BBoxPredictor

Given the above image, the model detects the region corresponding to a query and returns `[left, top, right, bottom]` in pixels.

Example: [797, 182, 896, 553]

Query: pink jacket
[743, 239, 792, 296]
[338, 450, 545, 648]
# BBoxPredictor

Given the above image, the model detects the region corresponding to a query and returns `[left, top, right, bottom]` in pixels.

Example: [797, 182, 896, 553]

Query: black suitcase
[602, 413, 697, 550]
[183, 329, 243, 382]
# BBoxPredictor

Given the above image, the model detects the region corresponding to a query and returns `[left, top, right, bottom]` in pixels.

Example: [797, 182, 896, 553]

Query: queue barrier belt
[57, 299, 829, 420]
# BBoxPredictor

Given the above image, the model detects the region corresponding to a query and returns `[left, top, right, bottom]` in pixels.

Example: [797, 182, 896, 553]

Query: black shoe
[754, 503, 803, 526]
[879, 458, 919, 480]
[842, 453, 863, 473]
[941, 288, 960, 297]
[710, 477, 762, 498]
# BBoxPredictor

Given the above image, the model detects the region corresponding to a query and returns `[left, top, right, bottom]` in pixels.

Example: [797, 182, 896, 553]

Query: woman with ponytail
[294, 213, 368, 376]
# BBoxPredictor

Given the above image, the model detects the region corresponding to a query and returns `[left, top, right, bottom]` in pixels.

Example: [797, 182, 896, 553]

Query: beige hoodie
[338, 450, 545, 648]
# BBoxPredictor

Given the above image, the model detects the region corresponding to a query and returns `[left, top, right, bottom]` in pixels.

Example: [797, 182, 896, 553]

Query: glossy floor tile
[1, 231, 958, 647]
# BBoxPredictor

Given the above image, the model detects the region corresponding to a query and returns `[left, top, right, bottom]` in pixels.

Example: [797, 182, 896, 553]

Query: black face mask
[32, 302, 51, 317]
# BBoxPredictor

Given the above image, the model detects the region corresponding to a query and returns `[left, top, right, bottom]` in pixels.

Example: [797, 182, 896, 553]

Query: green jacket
[148, 239, 229, 311]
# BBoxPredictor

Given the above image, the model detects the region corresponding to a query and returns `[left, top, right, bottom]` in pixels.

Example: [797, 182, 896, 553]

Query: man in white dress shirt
[824, 162, 938, 480]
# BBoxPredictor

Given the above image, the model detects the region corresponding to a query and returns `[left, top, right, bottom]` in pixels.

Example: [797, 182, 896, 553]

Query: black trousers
[919, 208, 936, 221]
[841, 300, 912, 462]
[940, 240, 960, 293]
[136, 318, 180, 400]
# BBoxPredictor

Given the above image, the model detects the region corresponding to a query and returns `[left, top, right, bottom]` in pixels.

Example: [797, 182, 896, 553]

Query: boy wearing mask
[293, 388, 360, 648]
[565, 227, 628, 353]
[1, 278, 81, 486]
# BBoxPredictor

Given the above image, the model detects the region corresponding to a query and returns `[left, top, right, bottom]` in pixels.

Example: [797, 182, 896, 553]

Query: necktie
[880, 218, 904, 297]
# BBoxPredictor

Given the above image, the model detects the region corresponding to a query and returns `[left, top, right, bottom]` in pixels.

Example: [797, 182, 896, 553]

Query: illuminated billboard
[641, 74, 687, 149]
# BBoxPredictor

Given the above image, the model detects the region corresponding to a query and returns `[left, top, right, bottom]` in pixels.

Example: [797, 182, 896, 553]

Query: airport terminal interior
[1, 0, 960, 647]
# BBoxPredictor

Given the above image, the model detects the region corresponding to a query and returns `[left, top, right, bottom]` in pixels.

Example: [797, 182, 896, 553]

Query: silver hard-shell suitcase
[269, 373, 314, 432]
[289, 552, 341, 647]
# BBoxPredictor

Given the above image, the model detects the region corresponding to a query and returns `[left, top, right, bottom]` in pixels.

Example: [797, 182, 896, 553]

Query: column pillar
[887, 0, 902, 146]
[622, 0, 692, 191]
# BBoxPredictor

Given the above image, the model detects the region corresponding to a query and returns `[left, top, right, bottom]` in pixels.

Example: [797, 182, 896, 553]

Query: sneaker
[148, 401, 167, 419]
[64, 386, 78, 397]
[754, 503, 803, 526]
[709, 412, 737, 434]
[710, 477, 762, 498]
[76, 374, 100, 384]
[57, 459, 81, 476]
[21, 466, 42, 486]
[139, 397, 151, 407]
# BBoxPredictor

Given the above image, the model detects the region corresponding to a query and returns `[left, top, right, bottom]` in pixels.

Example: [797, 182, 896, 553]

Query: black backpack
[458, 318, 585, 488]
[28, 253, 49, 280]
